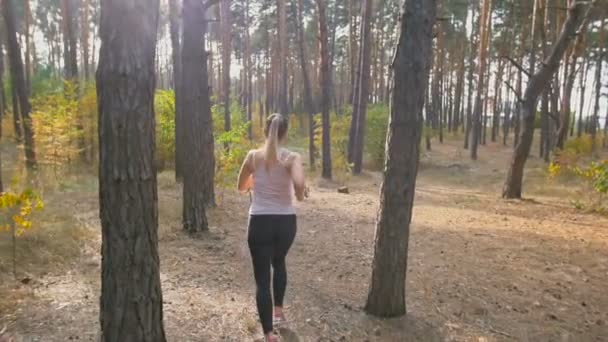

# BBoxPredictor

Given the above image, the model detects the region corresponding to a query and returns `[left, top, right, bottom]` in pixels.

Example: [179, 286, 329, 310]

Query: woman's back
[249, 148, 295, 215]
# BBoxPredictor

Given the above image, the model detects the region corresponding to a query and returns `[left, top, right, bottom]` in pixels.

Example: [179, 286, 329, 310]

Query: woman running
[238, 113, 307, 342]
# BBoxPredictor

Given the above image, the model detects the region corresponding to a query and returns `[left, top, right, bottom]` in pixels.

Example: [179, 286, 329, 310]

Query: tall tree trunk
[81, 0, 91, 80]
[61, 0, 79, 81]
[182, 0, 216, 212]
[365, 0, 435, 318]
[244, 0, 252, 139]
[557, 17, 588, 149]
[503, 0, 590, 199]
[24, 0, 32, 94]
[453, 20, 467, 134]
[431, 2, 443, 146]
[2, 0, 36, 169]
[277, 0, 288, 115]
[469, 0, 492, 160]
[316, 0, 332, 179]
[296, 0, 316, 169]
[169, 0, 184, 180]
[348, 0, 359, 104]
[351, 0, 373, 174]
[221, 0, 232, 132]
[591, 16, 604, 154]
[577, 56, 589, 137]
[464, 3, 478, 150]
[96, 0, 166, 340]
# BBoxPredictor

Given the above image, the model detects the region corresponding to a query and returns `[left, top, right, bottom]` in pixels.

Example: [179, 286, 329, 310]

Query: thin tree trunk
[352, 0, 373, 174]
[296, 0, 316, 169]
[557, 16, 588, 149]
[221, 0, 232, 132]
[365, 0, 435, 318]
[316, 0, 332, 179]
[2, 0, 36, 169]
[24, 0, 32, 94]
[61, 0, 79, 81]
[464, 3, 478, 150]
[169, 0, 184, 180]
[245, 0, 252, 139]
[470, 0, 492, 160]
[577, 56, 589, 137]
[277, 0, 288, 115]
[96, 0, 166, 339]
[503, 0, 591, 199]
[81, 0, 91, 80]
[591, 16, 604, 154]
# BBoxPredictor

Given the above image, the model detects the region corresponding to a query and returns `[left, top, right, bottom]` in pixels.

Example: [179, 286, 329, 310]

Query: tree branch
[501, 56, 532, 78]
[504, 81, 522, 103]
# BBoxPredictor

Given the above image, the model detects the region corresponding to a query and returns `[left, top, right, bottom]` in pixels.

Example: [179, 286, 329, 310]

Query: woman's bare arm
[290, 153, 306, 201]
[237, 151, 254, 193]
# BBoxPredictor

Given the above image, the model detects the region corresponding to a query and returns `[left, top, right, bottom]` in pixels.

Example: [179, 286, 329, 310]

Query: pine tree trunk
[169, 0, 184, 180]
[81, 0, 91, 80]
[221, 0, 232, 132]
[453, 26, 466, 134]
[352, 0, 373, 175]
[540, 91, 549, 158]
[296, 0, 316, 169]
[182, 0, 216, 214]
[24, 0, 32, 94]
[277, 0, 288, 115]
[464, 3, 477, 150]
[348, 0, 359, 104]
[2, 0, 36, 169]
[557, 18, 587, 149]
[503, 0, 590, 199]
[591, 16, 604, 154]
[245, 0, 252, 139]
[96, 0, 166, 340]
[316, 0, 332, 179]
[365, 0, 435, 317]
[61, 0, 79, 81]
[470, 0, 492, 160]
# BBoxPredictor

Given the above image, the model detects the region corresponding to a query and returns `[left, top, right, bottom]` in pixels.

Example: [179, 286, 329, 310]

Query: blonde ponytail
[263, 115, 281, 169]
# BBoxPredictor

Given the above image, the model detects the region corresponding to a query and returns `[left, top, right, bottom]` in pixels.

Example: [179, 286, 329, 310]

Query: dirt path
[2, 148, 608, 341]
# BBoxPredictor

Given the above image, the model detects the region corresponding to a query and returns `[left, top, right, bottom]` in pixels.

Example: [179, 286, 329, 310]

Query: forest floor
[1, 136, 608, 342]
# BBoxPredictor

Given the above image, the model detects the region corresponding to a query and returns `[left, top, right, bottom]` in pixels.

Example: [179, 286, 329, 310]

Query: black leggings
[247, 214, 297, 334]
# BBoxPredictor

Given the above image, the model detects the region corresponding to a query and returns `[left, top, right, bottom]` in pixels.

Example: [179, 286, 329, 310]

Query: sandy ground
[1, 139, 608, 342]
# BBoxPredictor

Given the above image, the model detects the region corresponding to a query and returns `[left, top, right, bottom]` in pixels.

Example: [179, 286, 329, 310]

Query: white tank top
[249, 149, 296, 215]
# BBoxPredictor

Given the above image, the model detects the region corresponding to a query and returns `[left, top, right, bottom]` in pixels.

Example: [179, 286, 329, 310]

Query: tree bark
[577, 55, 589, 137]
[315, 0, 332, 179]
[96, 0, 166, 340]
[169, 0, 184, 180]
[244, 0, 252, 139]
[557, 17, 588, 149]
[469, 0, 492, 160]
[365, 0, 435, 317]
[503, 0, 590, 199]
[464, 3, 477, 150]
[351, 0, 373, 174]
[81, 0, 91, 81]
[591, 16, 604, 154]
[182, 0, 216, 218]
[221, 0, 232, 132]
[61, 0, 79, 81]
[2, 0, 36, 169]
[296, 0, 316, 169]
[24, 0, 32, 93]
[277, 0, 289, 115]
